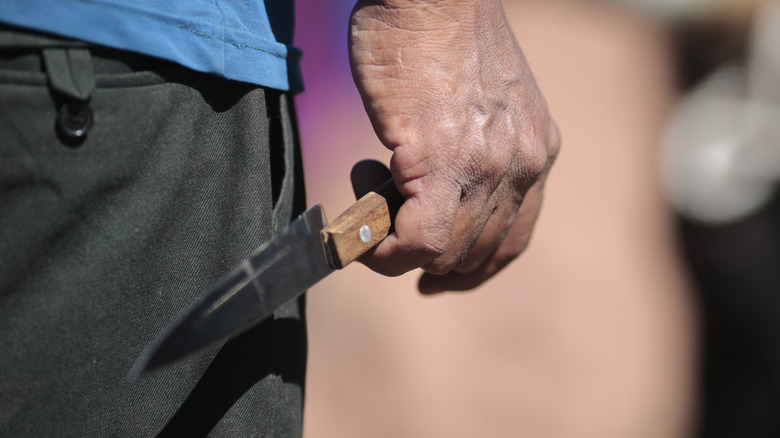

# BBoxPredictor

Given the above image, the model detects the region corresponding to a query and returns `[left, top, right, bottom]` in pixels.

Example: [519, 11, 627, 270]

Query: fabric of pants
[0, 25, 308, 437]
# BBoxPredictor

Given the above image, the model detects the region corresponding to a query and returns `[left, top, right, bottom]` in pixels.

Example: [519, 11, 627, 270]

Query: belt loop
[42, 48, 94, 101]
[43, 48, 95, 144]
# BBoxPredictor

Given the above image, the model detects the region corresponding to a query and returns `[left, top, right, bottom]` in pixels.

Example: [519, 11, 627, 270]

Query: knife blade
[130, 176, 403, 379]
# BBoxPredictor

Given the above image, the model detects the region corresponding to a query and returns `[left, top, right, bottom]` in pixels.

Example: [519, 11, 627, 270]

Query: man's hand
[349, 0, 560, 293]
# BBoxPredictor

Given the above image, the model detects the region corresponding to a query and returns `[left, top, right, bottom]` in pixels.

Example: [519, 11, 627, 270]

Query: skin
[348, 0, 560, 293]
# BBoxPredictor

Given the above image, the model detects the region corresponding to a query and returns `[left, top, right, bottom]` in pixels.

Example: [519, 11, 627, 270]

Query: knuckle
[522, 140, 549, 181]
[507, 243, 527, 261]
[547, 119, 562, 162]
[415, 230, 449, 260]
[517, 117, 560, 184]
[416, 230, 458, 275]
[455, 254, 484, 274]
[505, 234, 532, 261]
[423, 253, 461, 276]
[423, 263, 450, 276]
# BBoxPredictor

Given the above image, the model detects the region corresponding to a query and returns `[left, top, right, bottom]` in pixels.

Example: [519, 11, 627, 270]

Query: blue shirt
[1, 0, 302, 92]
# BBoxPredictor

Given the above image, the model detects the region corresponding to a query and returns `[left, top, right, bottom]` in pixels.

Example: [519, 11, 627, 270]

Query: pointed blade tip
[129, 204, 334, 379]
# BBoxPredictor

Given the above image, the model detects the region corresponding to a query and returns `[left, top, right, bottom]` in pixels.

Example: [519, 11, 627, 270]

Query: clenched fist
[349, 0, 560, 293]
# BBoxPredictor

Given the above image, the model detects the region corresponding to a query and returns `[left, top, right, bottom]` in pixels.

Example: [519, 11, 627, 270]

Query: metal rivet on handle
[359, 225, 371, 243]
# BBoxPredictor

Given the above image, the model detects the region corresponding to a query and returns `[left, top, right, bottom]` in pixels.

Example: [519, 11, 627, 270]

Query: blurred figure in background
[297, 0, 697, 437]
[662, 0, 780, 436]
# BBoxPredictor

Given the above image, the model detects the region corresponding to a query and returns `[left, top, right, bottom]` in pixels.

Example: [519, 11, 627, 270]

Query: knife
[130, 173, 403, 379]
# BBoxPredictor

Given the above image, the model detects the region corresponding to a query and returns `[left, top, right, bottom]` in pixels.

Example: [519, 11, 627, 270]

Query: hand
[349, 0, 560, 293]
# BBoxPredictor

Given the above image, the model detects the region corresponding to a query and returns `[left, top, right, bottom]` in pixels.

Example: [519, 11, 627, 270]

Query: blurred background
[293, 0, 779, 437]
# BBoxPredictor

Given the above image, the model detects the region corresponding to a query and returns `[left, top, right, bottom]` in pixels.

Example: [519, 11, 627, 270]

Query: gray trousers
[0, 25, 307, 437]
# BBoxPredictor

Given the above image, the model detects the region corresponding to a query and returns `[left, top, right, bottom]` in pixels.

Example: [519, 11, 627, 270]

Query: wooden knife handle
[321, 178, 404, 269]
